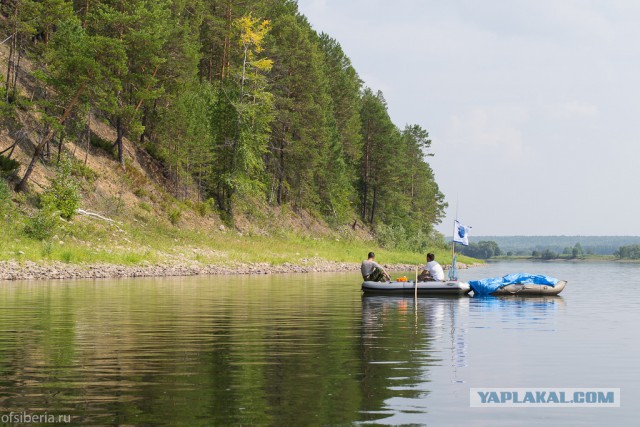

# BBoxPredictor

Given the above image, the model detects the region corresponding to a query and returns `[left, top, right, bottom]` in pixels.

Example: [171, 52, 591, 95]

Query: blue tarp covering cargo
[469, 273, 559, 296]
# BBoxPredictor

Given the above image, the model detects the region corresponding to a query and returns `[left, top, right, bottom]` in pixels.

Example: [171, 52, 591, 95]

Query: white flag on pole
[453, 220, 471, 246]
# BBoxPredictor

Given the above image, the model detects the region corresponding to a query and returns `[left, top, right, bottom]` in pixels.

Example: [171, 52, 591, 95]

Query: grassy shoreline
[1, 158, 477, 277]
[1, 213, 479, 279]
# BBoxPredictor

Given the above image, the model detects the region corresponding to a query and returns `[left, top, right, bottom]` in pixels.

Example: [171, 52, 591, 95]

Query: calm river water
[0, 261, 637, 426]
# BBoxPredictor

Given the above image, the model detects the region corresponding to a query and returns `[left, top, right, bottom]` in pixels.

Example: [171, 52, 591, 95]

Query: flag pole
[451, 220, 456, 279]
[451, 196, 458, 280]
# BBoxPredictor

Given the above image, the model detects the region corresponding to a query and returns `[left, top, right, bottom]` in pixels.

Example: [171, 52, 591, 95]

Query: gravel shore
[0, 260, 478, 281]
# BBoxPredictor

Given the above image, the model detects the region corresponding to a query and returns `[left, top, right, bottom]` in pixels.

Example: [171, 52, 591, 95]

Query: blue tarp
[469, 273, 559, 296]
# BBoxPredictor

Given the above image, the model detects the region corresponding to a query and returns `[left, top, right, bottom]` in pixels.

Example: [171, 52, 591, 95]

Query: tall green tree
[137, 0, 207, 196]
[358, 89, 400, 225]
[16, 12, 126, 191]
[317, 33, 362, 171]
[156, 82, 216, 200]
[1, 0, 41, 104]
[399, 124, 446, 232]
[265, 12, 331, 209]
[88, 0, 172, 165]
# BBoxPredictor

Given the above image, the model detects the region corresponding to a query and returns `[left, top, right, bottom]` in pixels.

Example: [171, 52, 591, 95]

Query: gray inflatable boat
[362, 280, 471, 295]
[490, 280, 567, 296]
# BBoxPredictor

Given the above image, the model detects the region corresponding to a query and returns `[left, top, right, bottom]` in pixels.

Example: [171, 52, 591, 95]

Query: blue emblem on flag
[453, 220, 470, 246]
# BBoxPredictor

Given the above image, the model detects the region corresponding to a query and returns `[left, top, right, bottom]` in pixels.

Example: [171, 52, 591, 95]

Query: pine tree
[1, 0, 41, 104]
[16, 11, 127, 191]
[318, 33, 362, 171]
[399, 124, 446, 234]
[359, 89, 401, 225]
[266, 12, 331, 209]
[87, 0, 172, 165]
[138, 0, 208, 197]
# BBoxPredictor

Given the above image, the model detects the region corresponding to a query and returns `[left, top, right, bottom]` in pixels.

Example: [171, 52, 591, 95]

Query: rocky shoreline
[0, 260, 478, 281]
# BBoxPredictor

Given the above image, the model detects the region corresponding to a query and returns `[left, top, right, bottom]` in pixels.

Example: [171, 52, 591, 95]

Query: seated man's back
[361, 259, 379, 278]
[419, 253, 445, 282]
[426, 260, 445, 281]
[361, 252, 389, 282]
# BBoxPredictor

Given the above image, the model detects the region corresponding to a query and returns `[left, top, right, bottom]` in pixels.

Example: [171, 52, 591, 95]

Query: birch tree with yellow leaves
[210, 14, 274, 214]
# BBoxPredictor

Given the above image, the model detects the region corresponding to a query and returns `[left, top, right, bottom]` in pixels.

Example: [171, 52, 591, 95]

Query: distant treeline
[457, 241, 502, 260]
[530, 243, 585, 260]
[615, 245, 640, 259]
[474, 236, 640, 256]
[456, 240, 585, 260]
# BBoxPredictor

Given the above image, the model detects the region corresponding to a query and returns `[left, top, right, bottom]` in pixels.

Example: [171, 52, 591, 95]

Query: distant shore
[492, 256, 622, 262]
[0, 260, 479, 281]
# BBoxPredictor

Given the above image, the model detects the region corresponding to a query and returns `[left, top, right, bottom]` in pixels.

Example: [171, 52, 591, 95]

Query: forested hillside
[0, 0, 446, 249]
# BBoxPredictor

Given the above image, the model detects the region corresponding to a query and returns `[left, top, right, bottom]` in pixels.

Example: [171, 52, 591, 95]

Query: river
[0, 261, 637, 425]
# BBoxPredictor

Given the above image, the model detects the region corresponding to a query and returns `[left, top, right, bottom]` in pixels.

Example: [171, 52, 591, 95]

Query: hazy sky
[297, 0, 640, 236]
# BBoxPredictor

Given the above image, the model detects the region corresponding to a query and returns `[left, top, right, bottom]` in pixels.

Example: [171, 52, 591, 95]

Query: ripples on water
[0, 261, 637, 425]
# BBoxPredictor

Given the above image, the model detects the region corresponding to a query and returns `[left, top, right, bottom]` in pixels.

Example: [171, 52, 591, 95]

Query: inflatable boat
[362, 280, 471, 295]
[469, 274, 567, 296]
[489, 280, 567, 296]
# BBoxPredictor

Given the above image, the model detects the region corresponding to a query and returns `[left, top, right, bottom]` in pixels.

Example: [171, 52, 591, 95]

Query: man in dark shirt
[361, 252, 391, 282]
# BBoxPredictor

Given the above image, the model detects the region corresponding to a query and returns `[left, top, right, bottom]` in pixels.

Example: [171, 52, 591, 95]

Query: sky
[296, 0, 640, 236]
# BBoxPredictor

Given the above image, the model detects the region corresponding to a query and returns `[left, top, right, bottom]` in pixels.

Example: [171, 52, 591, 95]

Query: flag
[453, 220, 470, 246]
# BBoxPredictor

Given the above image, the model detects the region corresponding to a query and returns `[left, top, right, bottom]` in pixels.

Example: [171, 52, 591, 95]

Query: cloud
[301, 0, 328, 11]
[297, 0, 640, 234]
[445, 106, 530, 162]
[547, 101, 598, 120]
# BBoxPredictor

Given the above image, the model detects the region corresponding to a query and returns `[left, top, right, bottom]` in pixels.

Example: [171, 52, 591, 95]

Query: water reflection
[3, 266, 631, 426]
[469, 296, 566, 331]
[359, 295, 469, 423]
[0, 278, 477, 426]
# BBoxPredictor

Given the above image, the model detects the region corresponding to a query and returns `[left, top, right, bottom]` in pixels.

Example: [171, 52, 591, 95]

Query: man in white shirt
[419, 253, 445, 282]
[361, 252, 391, 282]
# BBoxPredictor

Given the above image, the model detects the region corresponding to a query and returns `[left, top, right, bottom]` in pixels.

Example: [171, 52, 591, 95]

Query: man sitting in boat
[418, 253, 445, 282]
[361, 252, 391, 282]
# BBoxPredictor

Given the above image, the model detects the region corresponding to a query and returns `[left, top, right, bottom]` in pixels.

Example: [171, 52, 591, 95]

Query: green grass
[0, 213, 477, 267]
[0, 176, 477, 267]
